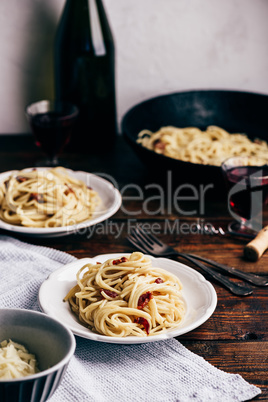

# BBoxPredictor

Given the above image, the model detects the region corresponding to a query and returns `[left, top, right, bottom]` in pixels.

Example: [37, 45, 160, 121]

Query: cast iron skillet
[121, 89, 268, 196]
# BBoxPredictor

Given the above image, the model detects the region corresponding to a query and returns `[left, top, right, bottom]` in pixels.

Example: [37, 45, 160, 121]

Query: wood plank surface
[181, 341, 268, 400]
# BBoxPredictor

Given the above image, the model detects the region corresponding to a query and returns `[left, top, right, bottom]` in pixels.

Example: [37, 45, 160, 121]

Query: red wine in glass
[26, 100, 79, 166]
[221, 156, 268, 232]
[225, 166, 268, 220]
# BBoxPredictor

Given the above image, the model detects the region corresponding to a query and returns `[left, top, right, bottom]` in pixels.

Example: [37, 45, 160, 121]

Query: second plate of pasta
[38, 253, 217, 344]
[0, 168, 121, 237]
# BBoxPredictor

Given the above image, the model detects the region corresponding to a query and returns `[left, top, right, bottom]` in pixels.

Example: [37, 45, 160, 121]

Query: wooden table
[0, 135, 267, 400]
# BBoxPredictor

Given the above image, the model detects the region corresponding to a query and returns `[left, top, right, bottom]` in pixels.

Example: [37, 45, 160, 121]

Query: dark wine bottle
[54, 0, 117, 152]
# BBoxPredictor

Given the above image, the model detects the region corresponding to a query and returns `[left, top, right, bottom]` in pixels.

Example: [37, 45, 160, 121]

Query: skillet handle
[244, 225, 268, 261]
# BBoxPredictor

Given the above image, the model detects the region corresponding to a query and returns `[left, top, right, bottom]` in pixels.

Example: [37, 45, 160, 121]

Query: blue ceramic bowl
[0, 308, 76, 402]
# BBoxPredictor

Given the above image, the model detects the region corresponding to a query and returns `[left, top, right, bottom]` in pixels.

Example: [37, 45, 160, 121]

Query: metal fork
[128, 227, 267, 286]
[128, 227, 268, 287]
[127, 228, 259, 296]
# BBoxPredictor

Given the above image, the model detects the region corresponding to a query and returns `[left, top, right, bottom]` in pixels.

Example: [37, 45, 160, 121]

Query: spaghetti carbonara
[64, 252, 185, 337]
[137, 125, 268, 166]
[0, 167, 100, 228]
[0, 339, 39, 380]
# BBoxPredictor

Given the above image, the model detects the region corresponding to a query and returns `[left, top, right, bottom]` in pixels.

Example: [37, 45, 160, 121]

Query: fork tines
[128, 227, 162, 254]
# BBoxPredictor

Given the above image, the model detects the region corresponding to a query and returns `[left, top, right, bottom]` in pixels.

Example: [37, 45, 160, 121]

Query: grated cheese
[0, 339, 39, 380]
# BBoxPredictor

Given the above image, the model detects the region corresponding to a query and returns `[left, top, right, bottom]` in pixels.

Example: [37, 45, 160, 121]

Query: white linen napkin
[0, 235, 261, 402]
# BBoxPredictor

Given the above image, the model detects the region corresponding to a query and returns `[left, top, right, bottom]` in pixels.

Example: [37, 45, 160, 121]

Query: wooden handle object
[244, 225, 268, 261]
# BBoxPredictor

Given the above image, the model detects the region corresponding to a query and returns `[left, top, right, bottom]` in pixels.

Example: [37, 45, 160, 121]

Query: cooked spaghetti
[0, 167, 100, 228]
[137, 125, 268, 166]
[64, 252, 185, 337]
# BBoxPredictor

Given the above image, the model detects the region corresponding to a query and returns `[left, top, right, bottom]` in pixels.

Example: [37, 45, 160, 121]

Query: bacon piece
[16, 176, 28, 183]
[155, 278, 164, 284]
[138, 292, 153, 309]
[134, 317, 150, 335]
[112, 257, 128, 265]
[29, 193, 44, 203]
[100, 289, 118, 298]
[64, 184, 75, 195]
[153, 139, 166, 151]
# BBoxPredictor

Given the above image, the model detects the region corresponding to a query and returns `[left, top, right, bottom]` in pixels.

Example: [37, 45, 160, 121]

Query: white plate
[38, 253, 217, 344]
[0, 168, 122, 237]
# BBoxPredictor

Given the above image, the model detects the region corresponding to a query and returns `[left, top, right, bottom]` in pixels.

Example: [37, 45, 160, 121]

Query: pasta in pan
[0, 167, 100, 228]
[137, 125, 268, 166]
[64, 252, 186, 337]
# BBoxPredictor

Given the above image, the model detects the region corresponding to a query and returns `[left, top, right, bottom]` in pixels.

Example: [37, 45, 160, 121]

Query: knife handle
[244, 225, 268, 261]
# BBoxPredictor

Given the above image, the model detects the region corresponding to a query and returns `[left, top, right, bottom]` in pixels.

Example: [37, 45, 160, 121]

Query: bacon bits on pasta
[0, 167, 100, 228]
[64, 252, 186, 337]
[137, 125, 268, 166]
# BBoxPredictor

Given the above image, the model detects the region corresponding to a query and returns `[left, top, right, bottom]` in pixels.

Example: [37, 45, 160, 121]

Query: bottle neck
[58, 0, 114, 55]
[88, 0, 106, 56]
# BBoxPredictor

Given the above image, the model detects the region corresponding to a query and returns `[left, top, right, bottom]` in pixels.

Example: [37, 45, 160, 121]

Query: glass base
[227, 221, 257, 239]
[34, 157, 69, 168]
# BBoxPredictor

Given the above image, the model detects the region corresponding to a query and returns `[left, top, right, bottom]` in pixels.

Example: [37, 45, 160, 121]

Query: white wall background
[0, 0, 267, 134]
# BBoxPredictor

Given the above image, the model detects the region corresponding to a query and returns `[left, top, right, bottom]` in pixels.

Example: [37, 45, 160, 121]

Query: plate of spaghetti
[0, 167, 121, 237]
[38, 252, 217, 344]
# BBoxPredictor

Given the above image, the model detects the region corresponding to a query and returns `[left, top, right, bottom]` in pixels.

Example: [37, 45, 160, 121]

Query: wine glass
[221, 155, 268, 234]
[25, 100, 79, 166]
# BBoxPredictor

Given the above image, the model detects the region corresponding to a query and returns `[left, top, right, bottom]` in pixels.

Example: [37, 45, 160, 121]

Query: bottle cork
[244, 225, 268, 261]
